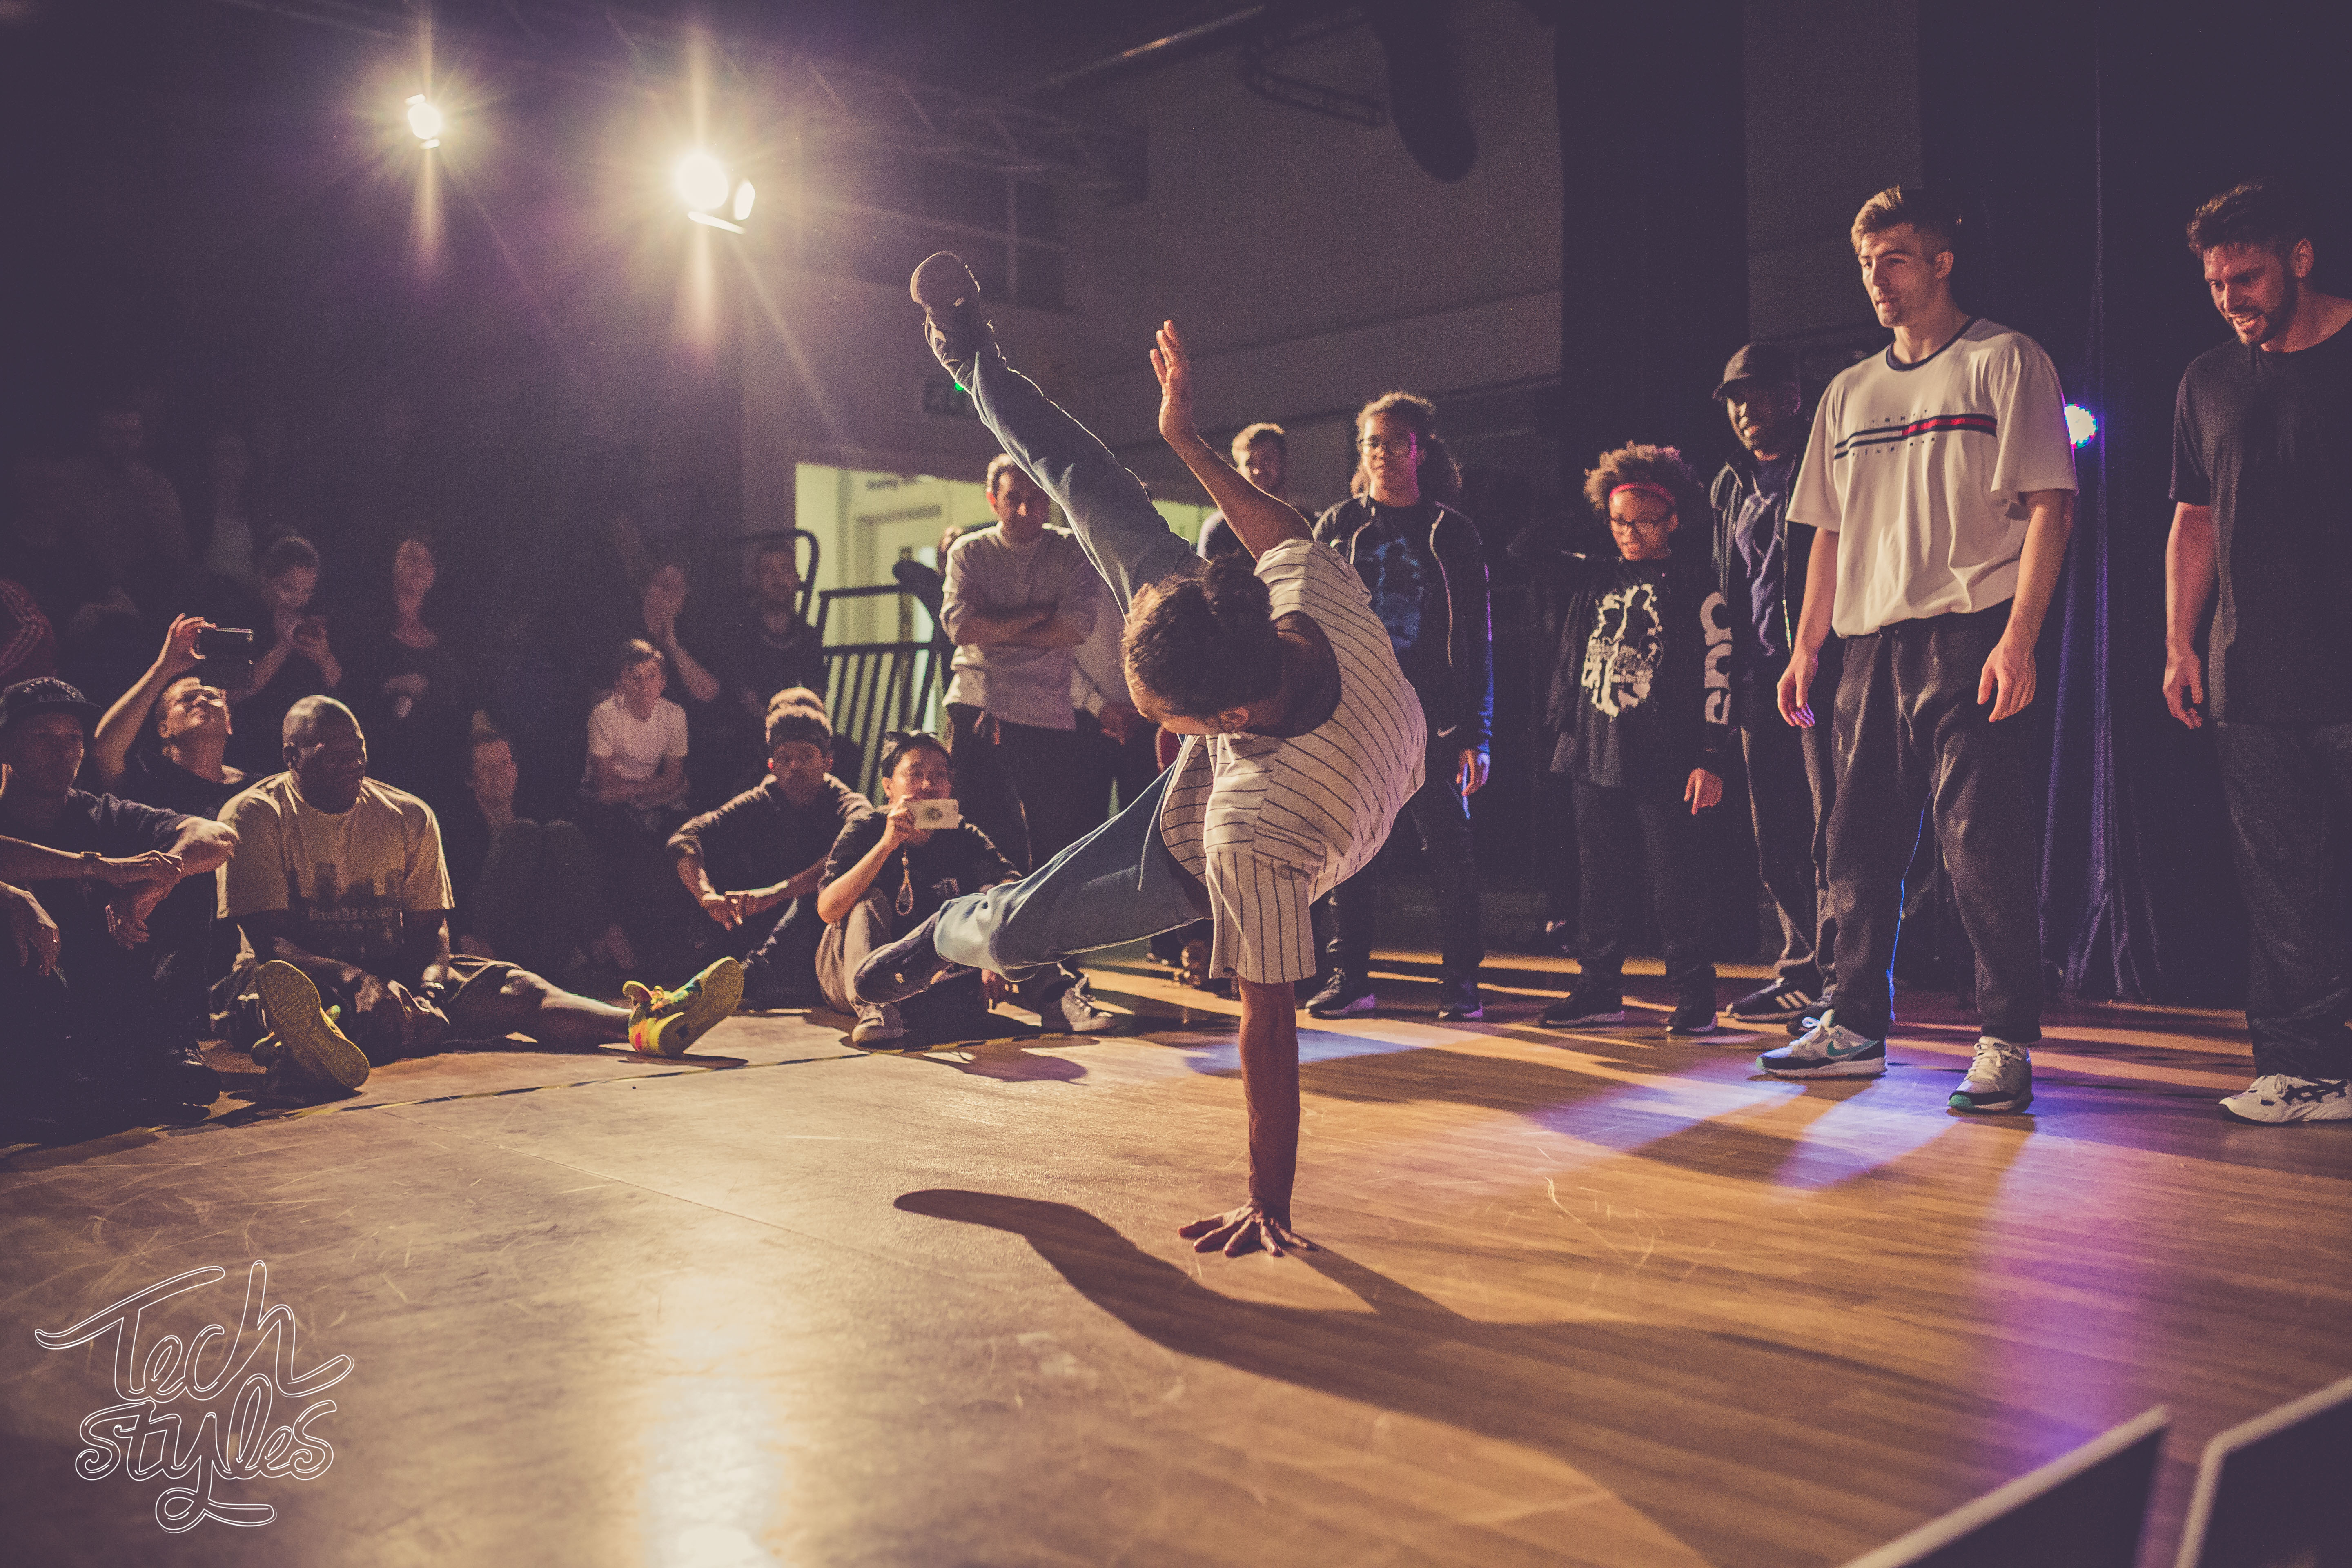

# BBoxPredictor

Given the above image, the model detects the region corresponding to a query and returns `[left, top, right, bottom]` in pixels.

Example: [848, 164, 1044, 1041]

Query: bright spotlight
[405, 94, 443, 147]
[676, 151, 729, 214]
[2065, 403, 2098, 448]
[732, 180, 756, 223]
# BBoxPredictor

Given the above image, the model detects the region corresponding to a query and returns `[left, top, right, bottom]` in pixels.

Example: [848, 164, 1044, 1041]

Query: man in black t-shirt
[815, 730, 1108, 1047]
[0, 679, 241, 1112]
[671, 707, 870, 1009]
[2166, 180, 2352, 1124]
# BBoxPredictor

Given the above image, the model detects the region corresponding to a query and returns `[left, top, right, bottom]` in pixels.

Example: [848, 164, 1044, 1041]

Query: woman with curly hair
[1512, 442, 1735, 1035]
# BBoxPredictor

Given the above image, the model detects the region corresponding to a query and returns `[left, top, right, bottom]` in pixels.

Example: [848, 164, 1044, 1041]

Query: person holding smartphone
[814, 729, 1108, 1047]
[226, 535, 341, 777]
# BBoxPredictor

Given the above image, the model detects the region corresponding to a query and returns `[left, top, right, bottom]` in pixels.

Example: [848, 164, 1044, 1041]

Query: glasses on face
[1356, 435, 1416, 456]
[1610, 512, 1675, 530]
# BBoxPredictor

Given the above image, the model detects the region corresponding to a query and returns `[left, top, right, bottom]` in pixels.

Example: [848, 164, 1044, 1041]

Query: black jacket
[1313, 497, 1494, 751]
[1709, 451, 1836, 696]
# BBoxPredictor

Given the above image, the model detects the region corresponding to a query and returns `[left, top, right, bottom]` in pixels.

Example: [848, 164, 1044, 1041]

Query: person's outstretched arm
[94, 616, 208, 788]
[1151, 322, 1310, 560]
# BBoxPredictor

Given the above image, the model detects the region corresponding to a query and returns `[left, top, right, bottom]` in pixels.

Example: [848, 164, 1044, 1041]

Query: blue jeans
[931, 337, 1205, 979]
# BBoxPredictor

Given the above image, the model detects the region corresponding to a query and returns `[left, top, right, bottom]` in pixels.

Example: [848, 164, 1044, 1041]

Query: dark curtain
[1925, 0, 2349, 1005]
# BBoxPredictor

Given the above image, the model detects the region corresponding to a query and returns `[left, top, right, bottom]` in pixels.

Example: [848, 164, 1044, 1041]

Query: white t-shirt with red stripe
[1788, 317, 2078, 638]
[1156, 539, 1425, 984]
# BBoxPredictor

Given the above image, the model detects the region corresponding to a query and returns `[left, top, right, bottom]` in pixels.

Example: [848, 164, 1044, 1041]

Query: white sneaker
[1756, 1011, 1886, 1078]
[1051, 982, 1118, 1035]
[2219, 1074, 2351, 1124]
[1949, 1037, 2034, 1114]
[850, 1004, 906, 1048]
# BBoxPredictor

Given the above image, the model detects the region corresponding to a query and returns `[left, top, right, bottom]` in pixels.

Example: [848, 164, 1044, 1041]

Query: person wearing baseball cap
[0, 676, 241, 1117]
[1706, 343, 1839, 1033]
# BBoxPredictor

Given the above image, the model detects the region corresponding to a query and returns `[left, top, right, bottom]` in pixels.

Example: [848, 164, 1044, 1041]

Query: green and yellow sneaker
[624, 958, 744, 1058]
[252, 960, 372, 1092]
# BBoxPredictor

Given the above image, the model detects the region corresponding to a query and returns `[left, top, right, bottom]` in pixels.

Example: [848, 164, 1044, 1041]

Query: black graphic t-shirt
[2172, 319, 2352, 724]
[1548, 556, 1734, 791]
[822, 812, 1016, 933]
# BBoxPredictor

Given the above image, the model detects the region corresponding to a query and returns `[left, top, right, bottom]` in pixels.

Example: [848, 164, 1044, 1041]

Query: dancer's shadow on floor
[897, 1188, 2065, 1566]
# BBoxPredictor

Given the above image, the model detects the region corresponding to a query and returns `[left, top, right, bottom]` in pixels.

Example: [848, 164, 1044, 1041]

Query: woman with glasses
[854, 253, 1426, 1260]
[1306, 393, 1494, 1022]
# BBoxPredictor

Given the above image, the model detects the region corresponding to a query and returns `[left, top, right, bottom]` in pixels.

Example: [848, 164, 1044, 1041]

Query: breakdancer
[858, 254, 1426, 1257]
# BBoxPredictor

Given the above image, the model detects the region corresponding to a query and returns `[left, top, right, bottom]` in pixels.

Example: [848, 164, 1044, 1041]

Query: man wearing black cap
[0, 677, 241, 1112]
[1708, 344, 1838, 1029]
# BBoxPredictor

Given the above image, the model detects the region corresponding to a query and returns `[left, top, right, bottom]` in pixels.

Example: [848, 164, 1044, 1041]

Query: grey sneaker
[1948, 1037, 2034, 1113]
[1050, 981, 1118, 1035]
[850, 1004, 907, 1048]
[1756, 1011, 1886, 1079]
[2218, 1074, 2350, 1125]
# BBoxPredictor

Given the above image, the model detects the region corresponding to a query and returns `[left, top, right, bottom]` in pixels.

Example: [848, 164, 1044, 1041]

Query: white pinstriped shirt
[1158, 539, 1426, 983]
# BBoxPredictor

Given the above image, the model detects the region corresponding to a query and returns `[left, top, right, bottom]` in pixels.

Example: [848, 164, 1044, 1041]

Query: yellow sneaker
[252, 960, 372, 1092]
[624, 958, 744, 1058]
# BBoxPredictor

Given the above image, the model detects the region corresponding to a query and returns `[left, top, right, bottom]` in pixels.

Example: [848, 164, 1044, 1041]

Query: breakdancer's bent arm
[1178, 978, 1312, 1258]
[1151, 321, 1311, 561]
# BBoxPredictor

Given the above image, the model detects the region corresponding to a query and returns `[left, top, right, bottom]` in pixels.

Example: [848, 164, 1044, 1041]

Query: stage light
[405, 94, 443, 148]
[732, 180, 756, 223]
[2066, 403, 2098, 447]
[676, 151, 729, 214]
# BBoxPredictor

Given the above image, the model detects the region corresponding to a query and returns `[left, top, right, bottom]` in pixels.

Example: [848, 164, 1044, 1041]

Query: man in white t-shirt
[1764, 187, 2078, 1113]
[942, 457, 1095, 871]
[858, 254, 1423, 1258]
[220, 697, 740, 1097]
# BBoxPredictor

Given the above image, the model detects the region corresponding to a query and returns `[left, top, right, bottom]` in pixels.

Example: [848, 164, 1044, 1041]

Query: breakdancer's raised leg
[855, 253, 1428, 1257]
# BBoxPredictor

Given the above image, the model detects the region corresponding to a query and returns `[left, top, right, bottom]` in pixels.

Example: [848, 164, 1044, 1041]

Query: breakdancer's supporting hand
[1178, 977, 1315, 1257]
[1179, 1203, 1315, 1259]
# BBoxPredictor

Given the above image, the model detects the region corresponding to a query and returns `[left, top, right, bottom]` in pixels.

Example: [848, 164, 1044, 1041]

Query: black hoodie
[1313, 497, 1493, 751]
[1509, 528, 1734, 792]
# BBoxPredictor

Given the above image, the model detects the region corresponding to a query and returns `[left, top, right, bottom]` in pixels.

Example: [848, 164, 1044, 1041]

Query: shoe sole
[1668, 1020, 1719, 1036]
[1757, 1055, 1886, 1079]
[1729, 1004, 1815, 1022]
[911, 251, 978, 309]
[1307, 998, 1376, 1019]
[1437, 1008, 1484, 1022]
[2218, 1100, 2351, 1125]
[1540, 1009, 1625, 1027]
[252, 961, 371, 1091]
[1949, 1090, 2033, 1114]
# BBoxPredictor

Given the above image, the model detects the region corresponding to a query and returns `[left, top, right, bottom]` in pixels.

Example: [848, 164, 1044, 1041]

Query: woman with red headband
[1511, 443, 1735, 1034]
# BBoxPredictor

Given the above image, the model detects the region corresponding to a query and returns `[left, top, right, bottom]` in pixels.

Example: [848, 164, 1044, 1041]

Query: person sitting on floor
[671, 705, 871, 1011]
[218, 696, 740, 1100]
[87, 614, 248, 818]
[814, 729, 1111, 1048]
[443, 730, 637, 982]
[0, 678, 241, 1114]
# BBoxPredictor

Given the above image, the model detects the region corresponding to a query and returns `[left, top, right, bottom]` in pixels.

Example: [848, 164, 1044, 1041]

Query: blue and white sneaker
[1757, 1011, 1885, 1079]
[2219, 1075, 2350, 1125]
[1949, 1037, 2034, 1113]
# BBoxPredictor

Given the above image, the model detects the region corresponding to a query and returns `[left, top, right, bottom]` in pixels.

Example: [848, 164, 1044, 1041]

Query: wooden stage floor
[3, 948, 2346, 1567]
